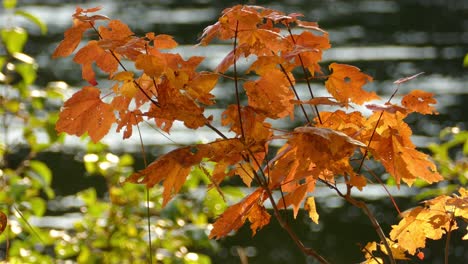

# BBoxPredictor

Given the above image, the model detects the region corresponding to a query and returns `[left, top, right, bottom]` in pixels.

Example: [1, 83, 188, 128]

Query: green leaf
[464, 54, 468, 67]
[14, 10, 48, 35]
[1, 27, 27, 53]
[4, 99, 21, 113]
[29, 160, 52, 185]
[29, 197, 46, 216]
[14, 61, 37, 86]
[3, 0, 16, 9]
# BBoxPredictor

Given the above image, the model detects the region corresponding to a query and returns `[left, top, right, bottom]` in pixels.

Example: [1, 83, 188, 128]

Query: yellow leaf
[304, 196, 319, 224]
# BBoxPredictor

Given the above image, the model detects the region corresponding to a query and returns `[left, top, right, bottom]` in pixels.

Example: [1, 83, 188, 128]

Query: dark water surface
[2, 0, 467, 263]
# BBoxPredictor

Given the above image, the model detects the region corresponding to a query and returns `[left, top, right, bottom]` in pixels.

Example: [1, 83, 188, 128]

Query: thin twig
[278, 63, 311, 123]
[135, 114, 153, 264]
[246, 151, 329, 264]
[233, 21, 246, 140]
[444, 215, 455, 264]
[286, 25, 322, 124]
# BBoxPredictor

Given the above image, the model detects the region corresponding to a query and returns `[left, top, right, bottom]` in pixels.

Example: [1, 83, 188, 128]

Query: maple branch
[286, 26, 322, 124]
[344, 196, 396, 264]
[246, 150, 330, 264]
[278, 63, 311, 123]
[319, 176, 394, 264]
[445, 216, 455, 264]
[360, 243, 383, 264]
[135, 116, 153, 263]
[357, 83, 401, 173]
[205, 122, 228, 140]
[88, 22, 160, 108]
[233, 20, 246, 141]
[363, 163, 401, 215]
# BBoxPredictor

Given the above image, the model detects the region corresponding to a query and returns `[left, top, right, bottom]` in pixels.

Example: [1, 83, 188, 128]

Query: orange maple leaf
[56, 86, 116, 143]
[73, 40, 118, 85]
[325, 63, 378, 106]
[53, 7, 110, 59]
[116, 109, 143, 139]
[221, 105, 272, 143]
[277, 183, 310, 218]
[247, 203, 271, 236]
[128, 139, 246, 206]
[146, 33, 178, 49]
[209, 188, 265, 239]
[52, 20, 93, 58]
[285, 30, 330, 75]
[401, 90, 438, 115]
[244, 69, 295, 119]
[126, 146, 203, 206]
[367, 112, 443, 186]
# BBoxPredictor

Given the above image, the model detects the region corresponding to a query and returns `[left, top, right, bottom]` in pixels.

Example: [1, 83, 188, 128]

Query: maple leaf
[73, 40, 119, 85]
[135, 53, 166, 78]
[215, 44, 246, 73]
[247, 203, 271, 236]
[390, 188, 467, 255]
[185, 72, 218, 105]
[116, 109, 143, 139]
[291, 97, 346, 107]
[363, 240, 409, 262]
[126, 146, 203, 206]
[128, 139, 246, 206]
[367, 111, 443, 186]
[365, 103, 407, 114]
[246, 55, 283, 75]
[99, 19, 133, 40]
[56, 86, 116, 143]
[145, 79, 209, 132]
[52, 19, 93, 58]
[401, 90, 438, 115]
[317, 111, 367, 142]
[221, 105, 272, 144]
[269, 126, 365, 191]
[285, 30, 330, 75]
[294, 126, 366, 148]
[244, 69, 295, 119]
[325, 63, 378, 106]
[0, 211, 6, 235]
[304, 196, 319, 224]
[146, 33, 178, 49]
[209, 188, 265, 239]
[112, 72, 137, 97]
[277, 183, 309, 218]
[72, 6, 108, 22]
[53, 7, 110, 59]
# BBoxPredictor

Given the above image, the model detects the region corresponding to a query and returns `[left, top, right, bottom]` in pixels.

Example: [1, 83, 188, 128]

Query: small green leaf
[29, 197, 46, 216]
[464, 54, 468, 67]
[14, 61, 37, 86]
[4, 99, 21, 113]
[1, 27, 27, 53]
[3, 0, 17, 9]
[29, 160, 52, 185]
[14, 10, 47, 35]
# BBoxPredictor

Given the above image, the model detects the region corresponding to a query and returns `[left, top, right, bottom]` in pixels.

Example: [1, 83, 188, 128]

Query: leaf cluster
[50, 4, 466, 263]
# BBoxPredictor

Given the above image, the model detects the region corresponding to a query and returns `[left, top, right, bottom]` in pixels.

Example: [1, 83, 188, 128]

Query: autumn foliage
[52, 5, 467, 263]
